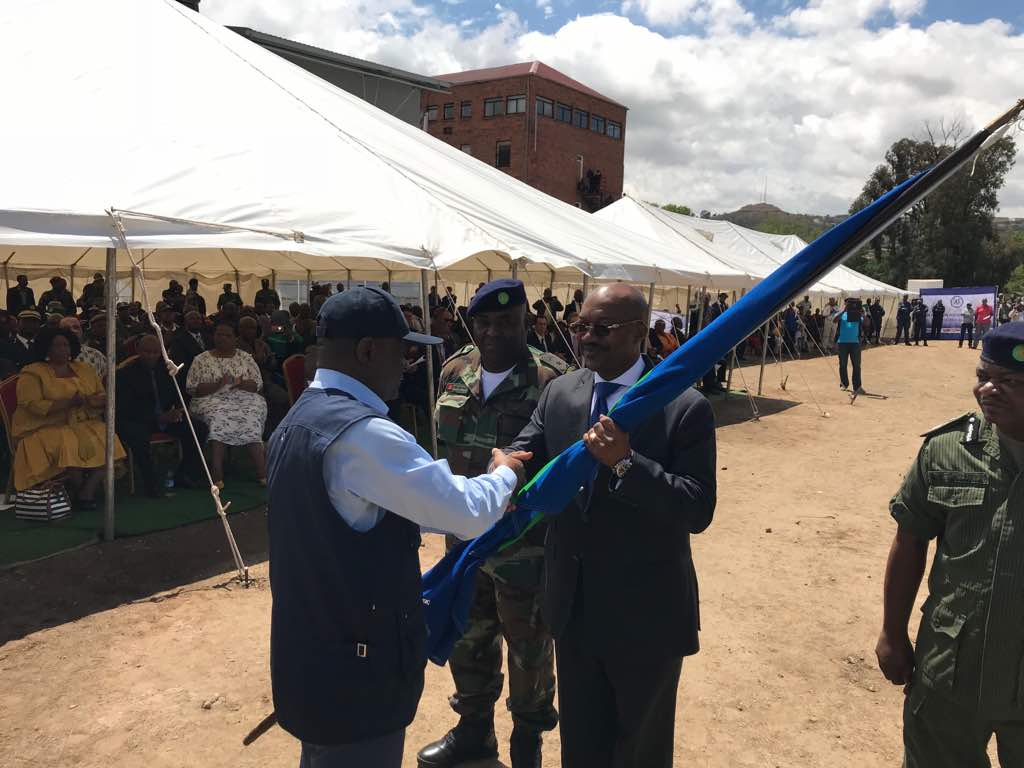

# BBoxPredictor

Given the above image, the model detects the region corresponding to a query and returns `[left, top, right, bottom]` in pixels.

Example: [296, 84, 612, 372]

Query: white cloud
[537, 0, 554, 20]
[621, 0, 754, 32]
[201, 1, 1024, 217]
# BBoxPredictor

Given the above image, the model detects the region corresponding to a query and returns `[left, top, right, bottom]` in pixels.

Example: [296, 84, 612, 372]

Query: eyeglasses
[568, 319, 643, 338]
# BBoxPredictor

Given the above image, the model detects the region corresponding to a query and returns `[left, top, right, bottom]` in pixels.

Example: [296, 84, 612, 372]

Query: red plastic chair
[0, 375, 19, 496]
[281, 354, 306, 405]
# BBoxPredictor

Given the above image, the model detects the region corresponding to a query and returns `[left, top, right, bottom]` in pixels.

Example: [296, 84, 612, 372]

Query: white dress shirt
[590, 356, 645, 418]
[311, 369, 517, 538]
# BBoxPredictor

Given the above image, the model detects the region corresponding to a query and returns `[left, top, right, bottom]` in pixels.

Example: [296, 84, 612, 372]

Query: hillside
[710, 203, 842, 241]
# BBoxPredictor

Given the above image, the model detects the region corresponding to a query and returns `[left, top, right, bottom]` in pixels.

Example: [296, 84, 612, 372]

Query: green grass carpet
[0, 476, 266, 568]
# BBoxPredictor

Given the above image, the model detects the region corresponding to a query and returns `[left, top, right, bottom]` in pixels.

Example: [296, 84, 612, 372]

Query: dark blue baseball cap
[316, 286, 442, 345]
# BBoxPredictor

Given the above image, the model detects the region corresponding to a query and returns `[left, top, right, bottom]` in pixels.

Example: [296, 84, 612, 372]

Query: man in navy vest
[267, 286, 532, 767]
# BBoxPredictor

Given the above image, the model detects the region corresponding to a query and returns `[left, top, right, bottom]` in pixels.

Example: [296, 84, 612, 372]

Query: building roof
[434, 61, 626, 109]
[229, 27, 452, 94]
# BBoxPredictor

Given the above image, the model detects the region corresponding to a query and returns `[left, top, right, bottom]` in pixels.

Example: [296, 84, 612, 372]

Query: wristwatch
[612, 450, 634, 479]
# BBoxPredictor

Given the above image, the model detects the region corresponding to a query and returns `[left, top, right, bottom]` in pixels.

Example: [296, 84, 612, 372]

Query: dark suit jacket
[168, 327, 211, 385]
[6, 286, 35, 316]
[507, 358, 716, 659]
[115, 358, 179, 430]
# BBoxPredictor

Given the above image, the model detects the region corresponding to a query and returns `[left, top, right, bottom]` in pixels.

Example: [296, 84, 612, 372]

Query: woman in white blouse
[185, 322, 267, 487]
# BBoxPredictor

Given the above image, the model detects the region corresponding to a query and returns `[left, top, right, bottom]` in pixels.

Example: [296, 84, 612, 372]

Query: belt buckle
[356, 643, 368, 658]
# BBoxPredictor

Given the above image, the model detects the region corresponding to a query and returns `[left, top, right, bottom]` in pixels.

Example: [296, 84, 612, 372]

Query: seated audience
[185, 323, 267, 488]
[116, 336, 207, 497]
[38, 276, 76, 316]
[169, 310, 212, 388]
[11, 327, 126, 508]
[59, 316, 107, 379]
[78, 273, 106, 310]
[265, 310, 304, 364]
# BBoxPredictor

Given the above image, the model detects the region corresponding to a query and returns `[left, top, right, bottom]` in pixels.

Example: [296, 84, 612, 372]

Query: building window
[573, 109, 588, 129]
[443, 103, 455, 120]
[536, 97, 553, 118]
[495, 141, 512, 168]
[556, 102, 571, 123]
[426, 105, 438, 121]
[460, 144, 472, 155]
[506, 95, 526, 114]
[590, 114, 605, 134]
[606, 120, 622, 139]
[484, 98, 504, 117]
[460, 100, 472, 118]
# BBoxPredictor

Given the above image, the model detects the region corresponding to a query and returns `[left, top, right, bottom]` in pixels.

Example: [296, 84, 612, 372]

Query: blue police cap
[467, 279, 526, 318]
[316, 286, 442, 345]
[980, 322, 1024, 372]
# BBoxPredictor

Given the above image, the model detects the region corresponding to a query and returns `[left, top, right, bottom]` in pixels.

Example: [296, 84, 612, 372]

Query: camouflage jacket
[435, 345, 569, 573]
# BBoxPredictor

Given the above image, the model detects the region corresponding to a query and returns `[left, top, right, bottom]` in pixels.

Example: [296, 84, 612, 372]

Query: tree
[846, 121, 1017, 288]
[661, 203, 692, 216]
[1006, 265, 1024, 295]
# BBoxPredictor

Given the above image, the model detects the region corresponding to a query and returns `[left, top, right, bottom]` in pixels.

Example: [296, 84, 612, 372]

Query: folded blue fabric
[422, 173, 922, 665]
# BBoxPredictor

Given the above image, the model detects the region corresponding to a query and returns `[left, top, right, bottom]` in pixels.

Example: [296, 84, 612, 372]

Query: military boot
[416, 716, 498, 768]
[509, 725, 542, 768]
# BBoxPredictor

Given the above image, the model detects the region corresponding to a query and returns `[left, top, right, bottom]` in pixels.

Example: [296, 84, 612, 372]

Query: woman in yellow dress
[12, 326, 126, 510]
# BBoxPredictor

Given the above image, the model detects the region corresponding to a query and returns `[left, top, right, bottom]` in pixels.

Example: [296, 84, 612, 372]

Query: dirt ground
[0, 341, 985, 767]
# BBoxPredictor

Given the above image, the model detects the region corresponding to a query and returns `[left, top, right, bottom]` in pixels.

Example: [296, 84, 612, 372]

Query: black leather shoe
[510, 726, 542, 768]
[417, 720, 498, 768]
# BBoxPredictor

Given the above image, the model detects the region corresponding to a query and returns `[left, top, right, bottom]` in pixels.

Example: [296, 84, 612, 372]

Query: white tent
[596, 197, 903, 299]
[0, 0, 750, 294]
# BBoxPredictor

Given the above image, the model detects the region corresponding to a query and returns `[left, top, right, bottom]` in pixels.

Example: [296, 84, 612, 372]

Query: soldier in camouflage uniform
[876, 322, 1024, 767]
[417, 279, 569, 768]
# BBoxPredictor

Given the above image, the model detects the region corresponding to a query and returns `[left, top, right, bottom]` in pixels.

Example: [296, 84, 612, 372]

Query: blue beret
[980, 322, 1024, 372]
[467, 279, 526, 317]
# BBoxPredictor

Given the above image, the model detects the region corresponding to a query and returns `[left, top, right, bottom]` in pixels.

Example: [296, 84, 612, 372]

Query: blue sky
[435, 0, 1022, 35]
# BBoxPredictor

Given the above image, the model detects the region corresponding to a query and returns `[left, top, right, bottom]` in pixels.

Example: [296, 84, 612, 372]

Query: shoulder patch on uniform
[442, 344, 476, 368]
[537, 350, 571, 375]
[920, 412, 975, 438]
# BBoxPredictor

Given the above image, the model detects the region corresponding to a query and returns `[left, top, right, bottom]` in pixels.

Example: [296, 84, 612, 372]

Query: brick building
[421, 61, 627, 211]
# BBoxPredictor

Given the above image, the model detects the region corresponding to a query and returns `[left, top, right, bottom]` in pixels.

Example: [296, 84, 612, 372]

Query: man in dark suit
[6, 275, 35, 316]
[506, 283, 717, 768]
[526, 314, 553, 353]
[115, 335, 207, 495]
[168, 310, 211, 388]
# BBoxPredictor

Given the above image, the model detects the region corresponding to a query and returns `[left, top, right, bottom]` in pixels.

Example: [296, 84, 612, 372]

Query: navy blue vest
[266, 387, 426, 745]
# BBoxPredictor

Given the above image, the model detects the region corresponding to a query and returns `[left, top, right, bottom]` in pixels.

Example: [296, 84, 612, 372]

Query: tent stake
[103, 247, 117, 542]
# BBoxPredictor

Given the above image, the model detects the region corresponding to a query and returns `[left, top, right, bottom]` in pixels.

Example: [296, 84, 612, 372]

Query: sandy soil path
[0, 341, 983, 767]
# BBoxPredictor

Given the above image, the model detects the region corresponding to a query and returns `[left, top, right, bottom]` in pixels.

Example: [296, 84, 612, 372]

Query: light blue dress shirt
[309, 368, 517, 539]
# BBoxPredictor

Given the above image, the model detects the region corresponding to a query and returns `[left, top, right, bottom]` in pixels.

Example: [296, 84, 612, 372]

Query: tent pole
[582, 274, 590, 297]
[271, 269, 277, 290]
[486, 268, 493, 283]
[881, 296, 897, 343]
[757, 322, 769, 396]
[346, 269, 352, 290]
[696, 287, 706, 330]
[305, 270, 311, 303]
[683, 285, 692, 335]
[549, 271, 556, 292]
[234, 269, 241, 297]
[643, 281, 655, 353]
[511, 261, 518, 280]
[2, 260, 9, 296]
[70, 265, 76, 296]
[420, 269, 438, 459]
[724, 290, 739, 397]
[103, 247, 117, 542]
[386, 270, 392, 292]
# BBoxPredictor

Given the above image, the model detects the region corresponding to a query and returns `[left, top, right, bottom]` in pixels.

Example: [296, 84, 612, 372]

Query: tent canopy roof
[0, 0, 750, 290]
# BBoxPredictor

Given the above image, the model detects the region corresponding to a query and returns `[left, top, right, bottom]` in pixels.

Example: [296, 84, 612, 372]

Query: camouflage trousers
[444, 535, 558, 732]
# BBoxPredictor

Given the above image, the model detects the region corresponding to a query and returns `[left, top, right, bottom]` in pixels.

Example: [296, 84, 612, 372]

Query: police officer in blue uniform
[266, 287, 532, 768]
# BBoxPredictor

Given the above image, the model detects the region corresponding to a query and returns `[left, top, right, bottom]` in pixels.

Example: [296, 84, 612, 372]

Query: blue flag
[422, 101, 1023, 665]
